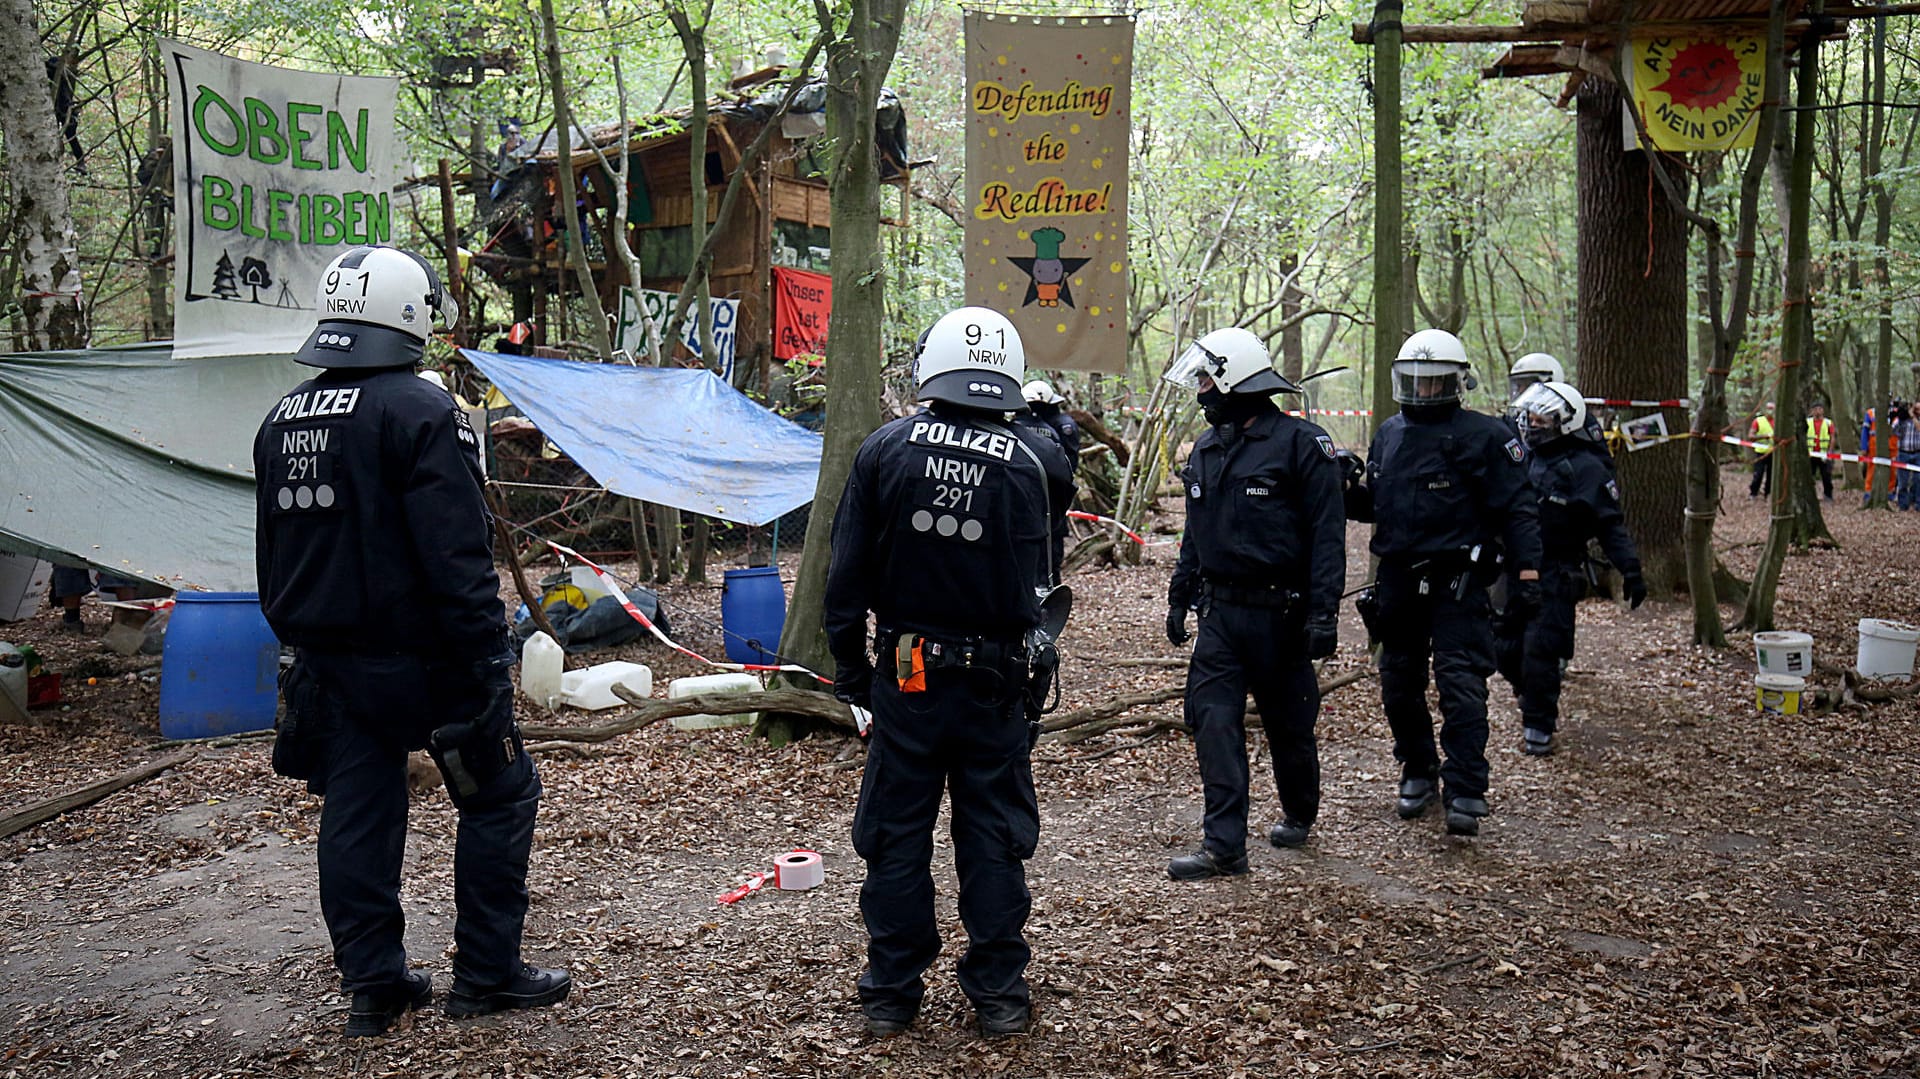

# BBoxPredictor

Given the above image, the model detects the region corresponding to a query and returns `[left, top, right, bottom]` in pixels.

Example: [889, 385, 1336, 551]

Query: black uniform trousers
[1749, 453, 1772, 496]
[853, 661, 1038, 1021]
[304, 651, 542, 994]
[1494, 562, 1580, 735]
[1184, 598, 1320, 857]
[1374, 561, 1497, 802]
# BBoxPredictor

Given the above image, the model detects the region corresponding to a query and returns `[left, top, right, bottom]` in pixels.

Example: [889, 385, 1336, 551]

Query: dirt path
[3, 476, 1917, 1077]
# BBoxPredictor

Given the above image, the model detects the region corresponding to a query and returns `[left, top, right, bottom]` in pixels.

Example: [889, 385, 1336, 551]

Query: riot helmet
[1392, 328, 1473, 406]
[1508, 352, 1565, 400]
[914, 307, 1026, 409]
[1162, 327, 1301, 395]
[295, 245, 458, 369]
[1512, 380, 1587, 447]
[1021, 379, 1065, 406]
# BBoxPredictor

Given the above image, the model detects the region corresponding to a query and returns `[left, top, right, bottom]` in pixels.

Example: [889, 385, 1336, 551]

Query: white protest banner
[163, 40, 401, 358]
[614, 287, 740, 382]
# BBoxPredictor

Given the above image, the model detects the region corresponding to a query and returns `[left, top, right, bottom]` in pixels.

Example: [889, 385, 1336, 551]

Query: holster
[427, 684, 522, 806]
[1024, 638, 1061, 717]
[271, 658, 326, 783]
[1355, 587, 1383, 645]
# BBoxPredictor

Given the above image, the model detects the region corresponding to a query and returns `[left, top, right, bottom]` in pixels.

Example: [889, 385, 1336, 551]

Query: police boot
[1268, 819, 1311, 849]
[1395, 777, 1438, 820]
[1522, 728, 1554, 756]
[344, 970, 432, 1038]
[977, 1002, 1032, 1039]
[1446, 796, 1490, 836]
[446, 964, 572, 1019]
[1167, 848, 1249, 881]
[863, 1011, 915, 1038]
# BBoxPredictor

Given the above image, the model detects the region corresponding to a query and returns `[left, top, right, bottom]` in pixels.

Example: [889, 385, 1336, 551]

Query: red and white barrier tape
[1717, 435, 1920, 473]
[1585, 397, 1692, 408]
[716, 870, 775, 905]
[545, 540, 830, 684]
[1067, 510, 1146, 546]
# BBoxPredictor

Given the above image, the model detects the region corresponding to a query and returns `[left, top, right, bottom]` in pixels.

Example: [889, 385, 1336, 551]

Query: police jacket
[1167, 408, 1346, 623]
[1031, 403, 1082, 463]
[254, 367, 505, 660]
[1526, 436, 1639, 573]
[824, 402, 1074, 673]
[1351, 403, 1542, 572]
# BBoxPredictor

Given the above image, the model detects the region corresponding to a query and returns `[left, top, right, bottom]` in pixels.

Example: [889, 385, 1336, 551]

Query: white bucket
[668, 672, 761, 730]
[1755, 674, 1805, 715]
[560, 661, 652, 710]
[1753, 631, 1813, 677]
[1856, 619, 1920, 682]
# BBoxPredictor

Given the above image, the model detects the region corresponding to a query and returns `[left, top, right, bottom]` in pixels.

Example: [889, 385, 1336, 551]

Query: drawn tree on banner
[239, 257, 273, 304]
[210, 251, 241, 302]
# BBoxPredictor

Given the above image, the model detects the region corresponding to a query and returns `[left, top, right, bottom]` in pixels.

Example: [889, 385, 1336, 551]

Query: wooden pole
[1370, 0, 1405, 438]
[0, 751, 195, 840]
[488, 488, 559, 642]
[436, 158, 467, 347]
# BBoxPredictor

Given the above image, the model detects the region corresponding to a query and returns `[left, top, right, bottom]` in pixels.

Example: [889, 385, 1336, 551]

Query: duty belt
[1201, 579, 1299, 610]
[878, 629, 1028, 671]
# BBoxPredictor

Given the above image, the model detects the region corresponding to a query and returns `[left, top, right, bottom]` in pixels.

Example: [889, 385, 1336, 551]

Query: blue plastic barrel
[721, 567, 787, 665]
[158, 593, 281, 739]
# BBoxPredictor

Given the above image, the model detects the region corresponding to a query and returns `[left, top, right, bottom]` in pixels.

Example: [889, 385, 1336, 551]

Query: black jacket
[1527, 436, 1639, 573]
[1350, 404, 1542, 572]
[824, 403, 1074, 675]
[254, 367, 504, 660]
[1167, 409, 1347, 624]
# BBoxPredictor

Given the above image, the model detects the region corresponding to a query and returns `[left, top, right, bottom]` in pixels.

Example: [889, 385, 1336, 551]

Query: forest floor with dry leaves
[3, 467, 1918, 1078]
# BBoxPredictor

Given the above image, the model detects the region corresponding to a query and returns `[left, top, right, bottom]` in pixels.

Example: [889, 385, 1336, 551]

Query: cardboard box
[0, 552, 54, 622]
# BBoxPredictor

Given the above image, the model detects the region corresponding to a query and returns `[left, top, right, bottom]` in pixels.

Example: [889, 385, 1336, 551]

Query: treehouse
[465, 77, 913, 396]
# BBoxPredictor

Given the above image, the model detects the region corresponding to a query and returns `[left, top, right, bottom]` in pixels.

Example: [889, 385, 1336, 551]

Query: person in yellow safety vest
[1806, 402, 1835, 501]
[1748, 403, 1775, 499]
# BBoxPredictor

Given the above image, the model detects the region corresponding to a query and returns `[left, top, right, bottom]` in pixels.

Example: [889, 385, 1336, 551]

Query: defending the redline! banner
[963, 12, 1132, 374]
[162, 40, 401, 359]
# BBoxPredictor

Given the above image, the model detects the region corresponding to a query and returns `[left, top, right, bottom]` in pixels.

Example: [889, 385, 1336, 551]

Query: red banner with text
[772, 266, 831, 363]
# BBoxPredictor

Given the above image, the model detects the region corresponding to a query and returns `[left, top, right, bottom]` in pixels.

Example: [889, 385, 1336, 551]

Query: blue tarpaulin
[462, 350, 822, 527]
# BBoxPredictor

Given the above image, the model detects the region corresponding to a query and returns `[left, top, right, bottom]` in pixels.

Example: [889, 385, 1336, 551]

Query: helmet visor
[436, 291, 461, 334]
[1508, 372, 1548, 401]
[1391, 360, 1462, 405]
[1512, 382, 1576, 438]
[1163, 342, 1228, 390]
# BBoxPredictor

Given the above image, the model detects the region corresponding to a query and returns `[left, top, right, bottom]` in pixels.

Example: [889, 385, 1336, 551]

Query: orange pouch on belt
[895, 635, 927, 693]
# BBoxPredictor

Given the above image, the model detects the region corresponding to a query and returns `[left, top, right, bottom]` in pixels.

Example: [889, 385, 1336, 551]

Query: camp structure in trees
[462, 78, 914, 397]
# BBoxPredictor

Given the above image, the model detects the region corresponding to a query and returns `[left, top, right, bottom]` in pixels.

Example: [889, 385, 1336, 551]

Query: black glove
[832, 664, 873, 709]
[1508, 577, 1543, 624]
[1623, 571, 1647, 610]
[1334, 449, 1366, 490]
[1305, 613, 1338, 659]
[1166, 605, 1191, 645]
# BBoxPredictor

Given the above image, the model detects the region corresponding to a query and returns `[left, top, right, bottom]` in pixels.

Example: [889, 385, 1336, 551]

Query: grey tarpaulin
[463, 349, 822, 526]
[0, 343, 307, 590]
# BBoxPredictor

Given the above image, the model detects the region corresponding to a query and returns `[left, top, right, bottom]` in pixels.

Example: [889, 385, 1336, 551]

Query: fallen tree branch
[520, 687, 857, 743]
[0, 751, 196, 840]
[1842, 668, 1920, 703]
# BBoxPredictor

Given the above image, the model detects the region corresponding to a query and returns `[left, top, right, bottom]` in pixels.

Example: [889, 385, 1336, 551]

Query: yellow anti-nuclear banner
[964, 11, 1132, 373]
[1628, 34, 1764, 152]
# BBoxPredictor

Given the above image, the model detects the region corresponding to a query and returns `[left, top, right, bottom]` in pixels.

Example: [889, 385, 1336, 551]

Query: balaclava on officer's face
[1197, 378, 1277, 427]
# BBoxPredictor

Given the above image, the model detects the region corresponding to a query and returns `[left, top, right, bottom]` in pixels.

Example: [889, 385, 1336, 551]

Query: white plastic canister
[520, 631, 565, 708]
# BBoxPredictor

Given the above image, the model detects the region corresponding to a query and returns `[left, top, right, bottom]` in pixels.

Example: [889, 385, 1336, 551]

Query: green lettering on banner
[243, 97, 288, 164]
[327, 109, 370, 172]
[312, 193, 343, 245]
[201, 175, 239, 230]
[267, 189, 296, 241]
[287, 102, 324, 170]
[342, 192, 364, 244]
[192, 86, 246, 157]
[367, 192, 391, 242]
[239, 184, 265, 238]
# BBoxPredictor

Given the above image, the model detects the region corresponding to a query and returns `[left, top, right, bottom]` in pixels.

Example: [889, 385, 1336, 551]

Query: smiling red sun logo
[1652, 41, 1741, 111]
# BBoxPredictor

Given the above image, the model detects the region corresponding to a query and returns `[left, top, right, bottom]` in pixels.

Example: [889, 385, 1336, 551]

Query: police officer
[824, 307, 1073, 1039]
[1016, 379, 1081, 576]
[1161, 328, 1345, 878]
[1507, 351, 1610, 453]
[1496, 381, 1644, 756]
[255, 245, 568, 1037]
[1345, 329, 1542, 836]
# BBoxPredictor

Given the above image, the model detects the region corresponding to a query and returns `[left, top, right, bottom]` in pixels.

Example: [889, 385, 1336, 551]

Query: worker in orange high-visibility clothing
[1748, 403, 1775, 498]
[1806, 402, 1835, 501]
[1861, 406, 1879, 507]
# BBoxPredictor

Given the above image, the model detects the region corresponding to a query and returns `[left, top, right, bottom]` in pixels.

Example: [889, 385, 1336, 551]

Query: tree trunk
[1369, 0, 1404, 438]
[652, 504, 682, 582]
[539, 0, 613, 359]
[1577, 78, 1689, 597]
[1743, 4, 1826, 631]
[664, 3, 716, 369]
[0, 0, 87, 350]
[628, 498, 654, 582]
[686, 515, 709, 584]
[1279, 252, 1304, 385]
[769, 0, 904, 743]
